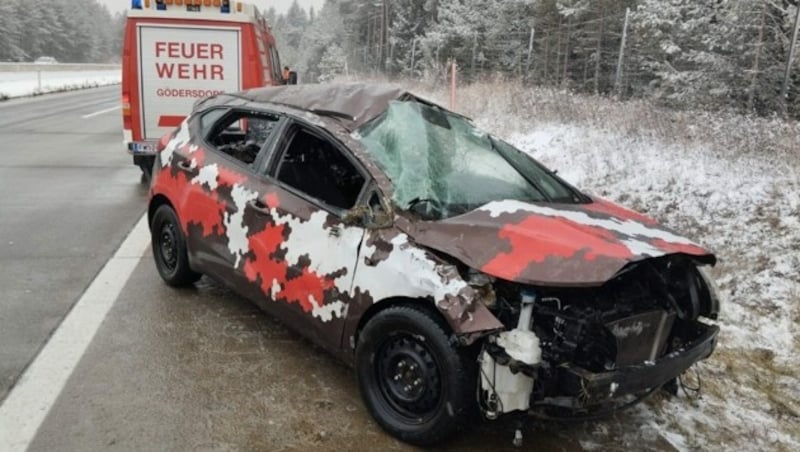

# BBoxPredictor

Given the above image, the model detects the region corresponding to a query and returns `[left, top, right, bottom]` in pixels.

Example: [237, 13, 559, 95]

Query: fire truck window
[206, 111, 280, 166]
[275, 128, 365, 210]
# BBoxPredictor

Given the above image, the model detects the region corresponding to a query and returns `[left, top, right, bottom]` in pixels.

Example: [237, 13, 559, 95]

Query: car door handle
[247, 200, 271, 215]
[176, 160, 193, 173]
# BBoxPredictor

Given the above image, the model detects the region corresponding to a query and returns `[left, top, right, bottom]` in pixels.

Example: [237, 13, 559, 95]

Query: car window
[205, 111, 280, 166]
[199, 108, 228, 135]
[274, 127, 366, 210]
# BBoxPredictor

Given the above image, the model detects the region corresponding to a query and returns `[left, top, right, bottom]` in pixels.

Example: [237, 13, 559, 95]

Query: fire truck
[121, 0, 291, 180]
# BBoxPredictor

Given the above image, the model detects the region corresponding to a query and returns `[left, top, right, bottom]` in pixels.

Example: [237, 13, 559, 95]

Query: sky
[98, 0, 326, 16]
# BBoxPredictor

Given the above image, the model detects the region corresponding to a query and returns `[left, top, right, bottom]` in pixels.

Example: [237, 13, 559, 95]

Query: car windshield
[356, 100, 584, 219]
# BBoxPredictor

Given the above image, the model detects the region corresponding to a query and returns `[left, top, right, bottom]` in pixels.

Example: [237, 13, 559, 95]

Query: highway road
[0, 86, 144, 402]
[0, 88, 675, 451]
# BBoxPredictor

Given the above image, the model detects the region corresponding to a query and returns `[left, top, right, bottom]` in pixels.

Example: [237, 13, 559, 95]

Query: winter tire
[356, 304, 475, 446]
[151, 204, 201, 286]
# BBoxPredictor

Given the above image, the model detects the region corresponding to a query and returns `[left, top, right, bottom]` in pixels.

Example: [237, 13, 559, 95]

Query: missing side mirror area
[343, 195, 393, 229]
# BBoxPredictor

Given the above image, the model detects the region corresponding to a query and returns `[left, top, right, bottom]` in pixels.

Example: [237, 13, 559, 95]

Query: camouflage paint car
[147, 83, 720, 446]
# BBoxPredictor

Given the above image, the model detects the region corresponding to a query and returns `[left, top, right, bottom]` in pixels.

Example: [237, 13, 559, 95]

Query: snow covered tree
[317, 43, 348, 81]
[0, 0, 24, 61]
[423, 0, 536, 79]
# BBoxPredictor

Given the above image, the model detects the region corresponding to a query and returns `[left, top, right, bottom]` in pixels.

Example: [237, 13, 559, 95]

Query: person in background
[283, 66, 291, 84]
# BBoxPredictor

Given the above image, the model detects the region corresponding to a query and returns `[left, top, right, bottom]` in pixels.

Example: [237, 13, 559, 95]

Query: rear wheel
[151, 205, 201, 286]
[356, 305, 476, 446]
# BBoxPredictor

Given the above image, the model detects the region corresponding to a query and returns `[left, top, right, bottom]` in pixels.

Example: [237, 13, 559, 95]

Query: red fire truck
[121, 0, 290, 179]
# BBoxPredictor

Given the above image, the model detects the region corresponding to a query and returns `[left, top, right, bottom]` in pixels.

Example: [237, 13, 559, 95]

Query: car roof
[202, 83, 445, 130]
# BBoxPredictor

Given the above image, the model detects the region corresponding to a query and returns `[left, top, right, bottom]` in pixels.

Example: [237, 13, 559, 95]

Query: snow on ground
[0, 70, 121, 99]
[404, 80, 799, 451]
[507, 122, 799, 450]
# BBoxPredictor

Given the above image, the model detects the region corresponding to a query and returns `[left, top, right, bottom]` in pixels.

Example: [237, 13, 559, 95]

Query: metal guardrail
[0, 63, 121, 72]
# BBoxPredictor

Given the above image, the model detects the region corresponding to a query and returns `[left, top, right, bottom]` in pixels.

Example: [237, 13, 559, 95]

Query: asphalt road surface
[0, 88, 676, 451]
[0, 86, 144, 401]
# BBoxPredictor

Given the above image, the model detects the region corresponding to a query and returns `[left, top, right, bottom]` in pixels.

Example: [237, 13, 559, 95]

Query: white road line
[81, 105, 121, 119]
[0, 214, 150, 451]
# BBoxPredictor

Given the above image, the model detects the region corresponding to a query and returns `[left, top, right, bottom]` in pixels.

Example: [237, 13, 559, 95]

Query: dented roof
[224, 83, 421, 129]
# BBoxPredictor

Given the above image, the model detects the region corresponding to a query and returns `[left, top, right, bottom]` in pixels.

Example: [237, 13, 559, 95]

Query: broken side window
[274, 127, 366, 210]
[206, 110, 280, 166]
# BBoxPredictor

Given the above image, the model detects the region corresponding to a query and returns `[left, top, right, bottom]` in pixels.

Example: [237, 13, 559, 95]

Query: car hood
[408, 198, 716, 287]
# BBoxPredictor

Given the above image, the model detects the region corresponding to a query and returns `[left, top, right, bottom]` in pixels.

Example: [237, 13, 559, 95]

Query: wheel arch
[148, 194, 174, 229]
[344, 297, 452, 363]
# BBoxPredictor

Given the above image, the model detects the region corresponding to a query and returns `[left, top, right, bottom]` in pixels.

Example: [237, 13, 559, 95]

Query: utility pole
[525, 27, 535, 80]
[781, 2, 800, 117]
[615, 7, 631, 98]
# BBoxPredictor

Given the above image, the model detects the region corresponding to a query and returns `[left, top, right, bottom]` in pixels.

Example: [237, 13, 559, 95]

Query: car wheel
[151, 205, 201, 286]
[356, 305, 475, 446]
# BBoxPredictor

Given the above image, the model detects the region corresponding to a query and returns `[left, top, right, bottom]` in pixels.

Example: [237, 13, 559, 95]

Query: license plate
[130, 142, 155, 154]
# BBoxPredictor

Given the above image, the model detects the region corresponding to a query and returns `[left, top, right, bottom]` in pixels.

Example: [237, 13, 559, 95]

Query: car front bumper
[553, 322, 719, 406]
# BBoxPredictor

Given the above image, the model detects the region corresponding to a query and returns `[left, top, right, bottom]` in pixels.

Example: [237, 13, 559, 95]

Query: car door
[240, 118, 369, 352]
[180, 108, 285, 282]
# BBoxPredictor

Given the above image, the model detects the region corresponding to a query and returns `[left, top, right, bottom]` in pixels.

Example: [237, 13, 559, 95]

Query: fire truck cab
[121, 0, 289, 179]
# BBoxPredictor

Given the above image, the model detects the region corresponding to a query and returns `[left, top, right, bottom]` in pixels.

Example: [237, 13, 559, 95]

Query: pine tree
[0, 0, 24, 61]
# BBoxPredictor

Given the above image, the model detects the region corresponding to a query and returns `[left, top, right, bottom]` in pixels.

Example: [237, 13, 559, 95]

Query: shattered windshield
[356, 101, 584, 220]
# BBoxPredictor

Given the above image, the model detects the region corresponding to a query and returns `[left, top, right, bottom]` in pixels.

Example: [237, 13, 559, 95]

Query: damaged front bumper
[546, 322, 718, 410]
[480, 322, 719, 418]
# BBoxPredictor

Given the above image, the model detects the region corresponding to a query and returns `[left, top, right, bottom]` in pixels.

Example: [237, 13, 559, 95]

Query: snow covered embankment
[412, 81, 799, 451]
[476, 86, 800, 450]
[0, 69, 121, 99]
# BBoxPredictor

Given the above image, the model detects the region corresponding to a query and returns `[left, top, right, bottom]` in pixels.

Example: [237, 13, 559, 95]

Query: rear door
[182, 108, 284, 281]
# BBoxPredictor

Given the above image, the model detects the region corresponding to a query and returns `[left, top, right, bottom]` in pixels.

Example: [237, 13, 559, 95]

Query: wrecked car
[147, 83, 720, 446]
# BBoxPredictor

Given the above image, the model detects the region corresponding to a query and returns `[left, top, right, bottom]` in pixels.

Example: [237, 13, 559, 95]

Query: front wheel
[151, 205, 201, 286]
[356, 305, 476, 446]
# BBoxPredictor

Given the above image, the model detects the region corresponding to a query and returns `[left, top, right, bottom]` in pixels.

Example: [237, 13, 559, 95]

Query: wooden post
[781, 2, 800, 117]
[615, 7, 631, 98]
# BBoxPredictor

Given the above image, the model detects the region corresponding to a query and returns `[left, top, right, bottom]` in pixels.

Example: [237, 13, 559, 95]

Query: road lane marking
[81, 105, 121, 119]
[0, 214, 150, 451]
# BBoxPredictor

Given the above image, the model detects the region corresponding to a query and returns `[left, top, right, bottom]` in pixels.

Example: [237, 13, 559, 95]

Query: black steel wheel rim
[159, 222, 178, 272]
[375, 333, 442, 422]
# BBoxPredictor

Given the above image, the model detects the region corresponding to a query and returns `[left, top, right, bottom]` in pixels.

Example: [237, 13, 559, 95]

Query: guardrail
[0, 63, 121, 72]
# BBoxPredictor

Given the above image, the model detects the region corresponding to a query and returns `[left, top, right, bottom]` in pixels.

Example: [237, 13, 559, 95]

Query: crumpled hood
[409, 198, 716, 287]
